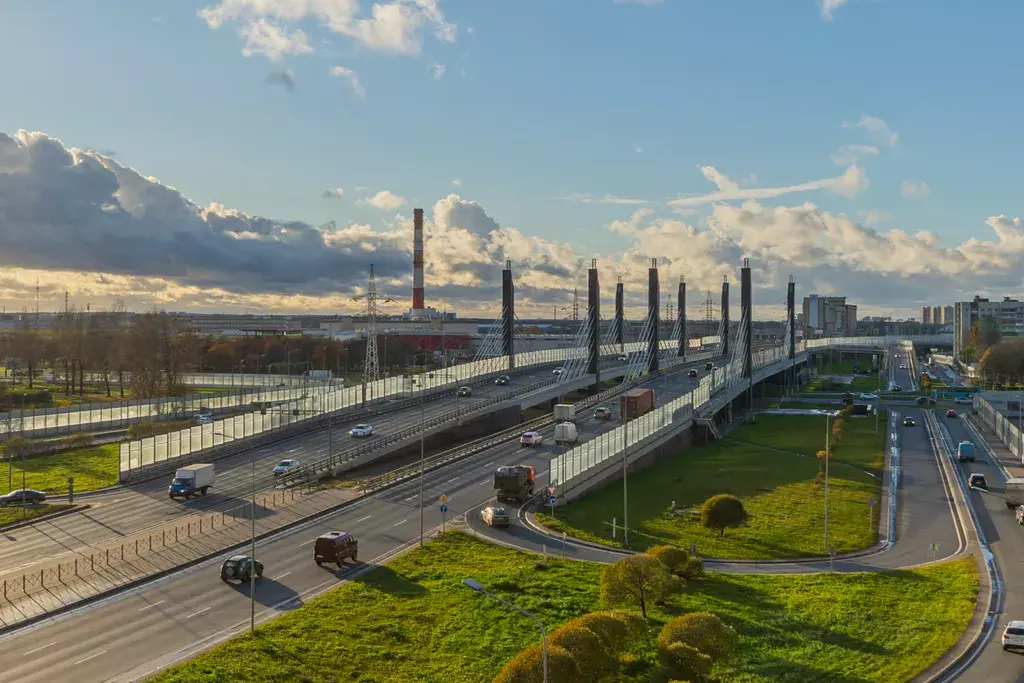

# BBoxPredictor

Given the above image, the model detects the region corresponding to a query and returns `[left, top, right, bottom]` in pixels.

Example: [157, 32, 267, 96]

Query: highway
[0, 369, 706, 683]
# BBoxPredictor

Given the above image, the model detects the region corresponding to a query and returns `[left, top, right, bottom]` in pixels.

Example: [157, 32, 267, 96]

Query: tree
[559, 611, 644, 652]
[658, 612, 737, 661]
[126, 311, 199, 398]
[646, 545, 703, 580]
[920, 373, 932, 390]
[600, 555, 671, 618]
[700, 494, 748, 536]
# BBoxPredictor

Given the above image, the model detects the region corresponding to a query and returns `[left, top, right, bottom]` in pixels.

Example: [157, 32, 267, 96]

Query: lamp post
[250, 429, 256, 634]
[419, 403, 426, 547]
[824, 412, 831, 555]
[462, 579, 547, 683]
[287, 348, 301, 381]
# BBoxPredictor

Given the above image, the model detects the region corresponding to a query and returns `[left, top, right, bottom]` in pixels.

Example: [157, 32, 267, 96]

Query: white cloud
[843, 115, 899, 147]
[614, 0, 665, 5]
[451, 178, 461, 187]
[820, 0, 849, 21]
[556, 193, 651, 205]
[431, 63, 446, 80]
[359, 190, 407, 211]
[667, 165, 869, 207]
[238, 18, 313, 62]
[634, 145, 643, 154]
[832, 144, 879, 166]
[322, 187, 345, 199]
[857, 210, 890, 226]
[901, 180, 932, 198]
[329, 65, 365, 97]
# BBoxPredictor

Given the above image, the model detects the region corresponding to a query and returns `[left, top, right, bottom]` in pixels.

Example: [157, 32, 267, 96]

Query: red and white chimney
[410, 208, 427, 320]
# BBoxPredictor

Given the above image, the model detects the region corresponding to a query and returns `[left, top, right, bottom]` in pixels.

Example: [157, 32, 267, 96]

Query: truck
[168, 463, 215, 499]
[306, 370, 332, 381]
[553, 403, 575, 423]
[956, 441, 975, 463]
[553, 422, 580, 446]
[493, 465, 535, 503]
[620, 388, 656, 422]
[1006, 478, 1024, 509]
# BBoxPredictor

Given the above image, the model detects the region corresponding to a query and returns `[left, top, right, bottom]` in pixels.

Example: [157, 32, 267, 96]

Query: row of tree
[978, 337, 1024, 386]
[959, 316, 1002, 364]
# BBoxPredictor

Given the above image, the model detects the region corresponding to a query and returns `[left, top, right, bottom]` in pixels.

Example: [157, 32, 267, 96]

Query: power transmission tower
[561, 287, 581, 322]
[703, 291, 717, 324]
[351, 264, 394, 386]
[665, 294, 674, 324]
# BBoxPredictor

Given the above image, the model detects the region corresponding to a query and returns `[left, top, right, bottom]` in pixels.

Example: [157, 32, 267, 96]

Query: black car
[0, 489, 46, 506]
[902, 416, 916, 427]
[495, 375, 511, 386]
[969, 473, 988, 490]
[916, 396, 937, 406]
[220, 555, 264, 583]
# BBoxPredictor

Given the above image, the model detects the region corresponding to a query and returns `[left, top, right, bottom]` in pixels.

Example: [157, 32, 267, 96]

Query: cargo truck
[554, 422, 580, 446]
[493, 465, 535, 503]
[620, 388, 655, 422]
[169, 463, 215, 499]
[956, 441, 975, 463]
[1006, 478, 1024, 509]
[553, 404, 575, 423]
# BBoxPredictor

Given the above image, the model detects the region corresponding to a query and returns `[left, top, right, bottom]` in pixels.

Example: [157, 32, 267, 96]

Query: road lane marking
[356, 515, 372, 523]
[405, 495, 417, 501]
[299, 538, 315, 546]
[186, 607, 211, 620]
[21, 642, 55, 656]
[478, 480, 489, 486]
[394, 519, 408, 526]
[138, 600, 165, 612]
[74, 650, 107, 665]
[273, 572, 291, 581]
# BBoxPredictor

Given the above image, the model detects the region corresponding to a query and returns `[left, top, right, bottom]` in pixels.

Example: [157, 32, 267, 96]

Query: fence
[79, 371, 337, 388]
[975, 395, 1024, 463]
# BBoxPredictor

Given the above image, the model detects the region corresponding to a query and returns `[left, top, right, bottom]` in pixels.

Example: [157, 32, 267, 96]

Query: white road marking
[478, 480, 489, 486]
[394, 519, 408, 527]
[299, 538, 315, 546]
[356, 515, 372, 523]
[74, 650, 107, 665]
[445, 476, 458, 483]
[138, 600, 165, 612]
[405, 495, 417, 501]
[21, 642, 55, 656]
[273, 572, 291, 581]
[186, 607, 211, 620]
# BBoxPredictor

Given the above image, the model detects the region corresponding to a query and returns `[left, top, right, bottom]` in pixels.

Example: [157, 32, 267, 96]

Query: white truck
[553, 404, 575, 423]
[168, 463, 215, 499]
[1005, 478, 1024, 509]
[553, 422, 580, 446]
[306, 370, 333, 381]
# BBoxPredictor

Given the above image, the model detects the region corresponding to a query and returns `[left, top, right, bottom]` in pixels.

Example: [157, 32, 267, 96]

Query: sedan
[954, 397, 972, 405]
[969, 473, 988, 489]
[900, 364, 908, 369]
[0, 489, 46, 506]
[552, 367, 565, 376]
[220, 555, 263, 583]
[350, 424, 374, 438]
[273, 459, 300, 476]
[902, 417, 916, 427]
[481, 506, 510, 528]
[495, 375, 511, 386]
[688, 369, 698, 378]
[946, 409, 958, 419]
[859, 392, 878, 401]
[457, 386, 472, 397]
[594, 407, 613, 421]
[616, 354, 628, 361]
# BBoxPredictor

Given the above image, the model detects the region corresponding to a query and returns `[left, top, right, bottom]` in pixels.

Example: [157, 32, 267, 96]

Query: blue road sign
[440, 504, 448, 514]
[548, 496, 557, 506]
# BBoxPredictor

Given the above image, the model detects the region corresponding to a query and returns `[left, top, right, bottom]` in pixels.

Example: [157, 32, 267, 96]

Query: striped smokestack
[411, 208, 426, 320]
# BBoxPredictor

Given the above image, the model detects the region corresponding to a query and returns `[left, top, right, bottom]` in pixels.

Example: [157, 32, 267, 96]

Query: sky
[0, 0, 1022, 322]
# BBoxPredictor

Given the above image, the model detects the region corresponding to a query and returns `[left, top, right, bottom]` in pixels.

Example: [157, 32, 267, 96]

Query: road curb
[0, 504, 91, 532]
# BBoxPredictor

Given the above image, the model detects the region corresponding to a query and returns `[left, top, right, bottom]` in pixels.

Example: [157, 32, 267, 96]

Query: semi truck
[553, 404, 575, 423]
[169, 463, 215, 499]
[956, 441, 975, 463]
[1006, 478, 1024, 509]
[554, 422, 580, 446]
[493, 465, 536, 503]
[620, 388, 656, 422]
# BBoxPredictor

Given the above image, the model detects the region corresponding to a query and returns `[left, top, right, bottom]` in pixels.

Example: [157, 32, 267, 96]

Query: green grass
[147, 532, 978, 683]
[537, 415, 885, 558]
[0, 443, 119, 495]
[0, 503, 71, 526]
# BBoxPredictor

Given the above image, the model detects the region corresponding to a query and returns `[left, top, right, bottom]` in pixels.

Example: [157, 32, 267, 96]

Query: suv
[968, 473, 987, 489]
[1003, 621, 1024, 650]
[916, 396, 937, 406]
[902, 416, 916, 427]
[954, 397, 972, 405]
[687, 369, 698, 378]
[314, 531, 358, 567]
[520, 431, 544, 447]
[457, 386, 472, 397]
[220, 555, 263, 583]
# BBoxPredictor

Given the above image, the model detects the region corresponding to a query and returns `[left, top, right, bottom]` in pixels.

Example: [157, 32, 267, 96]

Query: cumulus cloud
[667, 165, 868, 207]
[329, 65, 365, 97]
[359, 190, 407, 211]
[238, 18, 313, 61]
[820, 0, 849, 21]
[556, 193, 651, 205]
[322, 187, 345, 199]
[901, 180, 932, 198]
[431, 63, 446, 80]
[451, 178, 461, 187]
[843, 115, 899, 147]
[832, 144, 879, 166]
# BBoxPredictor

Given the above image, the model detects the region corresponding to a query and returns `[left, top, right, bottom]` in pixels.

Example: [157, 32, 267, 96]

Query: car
[495, 375, 511, 386]
[889, 384, 902, 392]
[552, 367, 565, 375]
[687, 369, 698, 378]
[313, 531, 358, 567]
[1003, 621, 1024, 650]
[704, 362, 714, 371]
[859, 392, 878, 400]
[616, 353, 628, 361]
[0, 489, 46, 506]
[954, 397, 972, 405]
[350, 423, 373, 438]
[594, 406, 613, 421]
[273, 459, 300, 476]
[946, 409, 958, 418]
[457, 386, 472, 397]
[916, 396, 937, 406]
[481, 506, 510, 528]
[520, 431, 544, 447]
[900, 364, 908, 369]
[220, 554, 263, 583]
[196, 413, 213, 425]
[969, 473, 988, 489]
[902, 417, 916, 427]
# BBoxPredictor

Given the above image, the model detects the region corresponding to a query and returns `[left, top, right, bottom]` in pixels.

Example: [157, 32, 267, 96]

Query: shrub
[62, 432, 94, 449]
[659, 641, 712, 682]
[700, 494, 748, 536]
[647, 545, 704, 580]
[549, 624, 615, 681]
[658, 612, 738, 661]
[492, 644, 580, 683]
[600, 555, 671, 618]
[129, 419, 195, 439]
[562, 610, 644, 652]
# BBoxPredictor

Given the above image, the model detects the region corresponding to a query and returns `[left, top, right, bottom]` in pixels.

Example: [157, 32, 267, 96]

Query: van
[314, 531, 358, 567]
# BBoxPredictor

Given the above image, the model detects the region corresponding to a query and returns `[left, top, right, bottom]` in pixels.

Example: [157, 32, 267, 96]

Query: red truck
[620, 388, 656, 422]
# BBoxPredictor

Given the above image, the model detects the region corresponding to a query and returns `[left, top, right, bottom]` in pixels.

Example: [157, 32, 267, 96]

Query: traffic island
[145, 531, 978, 683]
[535, 414, 886, 559]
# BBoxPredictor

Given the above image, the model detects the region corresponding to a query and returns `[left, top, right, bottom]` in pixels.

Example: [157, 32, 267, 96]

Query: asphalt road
[0, 368, 706, 683]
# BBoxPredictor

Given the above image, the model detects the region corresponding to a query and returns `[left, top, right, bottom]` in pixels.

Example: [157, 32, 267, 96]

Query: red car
[946, 409, 958, 418]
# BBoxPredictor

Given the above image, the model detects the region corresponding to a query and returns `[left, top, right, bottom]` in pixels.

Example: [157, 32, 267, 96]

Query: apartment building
[953, 296, 1024, 360]
[921, 306, 932, 324]
[802, 295, 857, 336]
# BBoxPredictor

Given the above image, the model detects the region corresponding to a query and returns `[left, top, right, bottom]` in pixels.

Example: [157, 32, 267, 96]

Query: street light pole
[622, 418, 630, 547]
[463, 579, 547, 683]
[419, 404, 425, 547]
[824, 412, 831, 554]
[250, 436, 256, 634]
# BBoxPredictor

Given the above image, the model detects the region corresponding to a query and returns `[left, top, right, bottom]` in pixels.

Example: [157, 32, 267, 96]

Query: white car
[900, 364, 908, 369]
[350, 424, 373, 438]
[954, 397, 972, 405]
[520, 431, 544, 447]
[858, 392, 878, 401]
[552, 367, 564, 375]
[616, 354, 628, 361]
[1003, 620, 1024, 650]
[273, 459, 299, 476]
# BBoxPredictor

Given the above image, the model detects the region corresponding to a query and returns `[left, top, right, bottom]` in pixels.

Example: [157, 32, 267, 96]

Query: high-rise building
[943, 305, 954, 325]
[921, 306, 932, 324]
[802, 295, 855, 336]
[953, 295, 1024, 360]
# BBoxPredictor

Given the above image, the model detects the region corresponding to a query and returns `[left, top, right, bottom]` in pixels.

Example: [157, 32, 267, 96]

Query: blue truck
[168, 463, 215, 499]
[956, 441, 975, 463]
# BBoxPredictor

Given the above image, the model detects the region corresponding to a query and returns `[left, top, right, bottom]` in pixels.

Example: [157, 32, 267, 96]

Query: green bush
[700, 494, 749, 536]
[658, 612, 737, 661]
[659, 642, 712, 682]
[561, 610, 644, 651]
[492, 644, 580, 683]
[600, 555, 671, 618]
[646, 545, 704, 580]
[549, 624, 615, 681]
[62, 432, 94, 449]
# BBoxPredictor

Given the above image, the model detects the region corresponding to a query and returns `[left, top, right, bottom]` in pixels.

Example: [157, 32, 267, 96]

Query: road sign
[546, 484, 556, 496]
[930, 542, 939, 552]
[868, 496, 877, 508]
[548, 496, 557, 506]
[439, 494, 448, 504]
[440, 504, 448, 514]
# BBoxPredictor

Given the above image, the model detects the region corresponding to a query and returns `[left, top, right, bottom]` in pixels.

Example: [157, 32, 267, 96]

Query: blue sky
[0, 0, 1022, 316]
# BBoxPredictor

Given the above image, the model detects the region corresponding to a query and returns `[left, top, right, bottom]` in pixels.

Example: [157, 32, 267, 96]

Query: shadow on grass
[355, 564, 428, 596]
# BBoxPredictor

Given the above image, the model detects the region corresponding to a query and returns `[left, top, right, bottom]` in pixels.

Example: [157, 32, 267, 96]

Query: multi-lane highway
[0, 367, 709, 683]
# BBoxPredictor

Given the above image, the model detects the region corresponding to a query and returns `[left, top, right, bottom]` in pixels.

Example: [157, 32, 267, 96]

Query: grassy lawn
[814, 354, 878, 375]
[537, 415, 885, 558]
[0, 381, 234, 408]
[0, 503, 71, 526]
[148, 532, 977, 683]
[0, 443, 120, 495]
